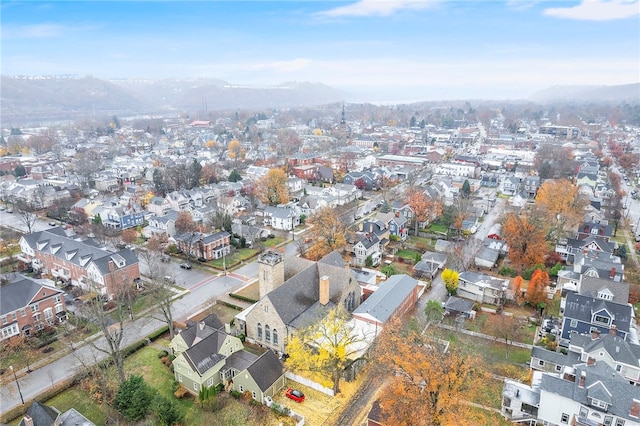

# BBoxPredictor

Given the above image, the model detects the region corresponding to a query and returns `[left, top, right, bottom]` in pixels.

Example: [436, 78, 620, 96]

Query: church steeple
[340, 103, 346, 125]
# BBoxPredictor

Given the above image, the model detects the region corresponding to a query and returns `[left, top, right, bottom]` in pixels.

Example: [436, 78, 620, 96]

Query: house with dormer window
[170, 315, 285, 402]
[559, 292, 633, 347]
[19, 228, 140, 299]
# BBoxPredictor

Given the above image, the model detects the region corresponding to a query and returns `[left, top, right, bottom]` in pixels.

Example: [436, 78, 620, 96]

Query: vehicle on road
[180, 262, 192, 269]
[6, 209, 13, 213]
[285, 388, 305, 403]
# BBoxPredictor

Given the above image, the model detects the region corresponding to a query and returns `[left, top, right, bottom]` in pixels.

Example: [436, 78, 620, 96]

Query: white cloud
[2, 23, 65, 39]
[544, 0, 639, 21]
[251, 58, 312, 72]
[317, 0, 441, 17]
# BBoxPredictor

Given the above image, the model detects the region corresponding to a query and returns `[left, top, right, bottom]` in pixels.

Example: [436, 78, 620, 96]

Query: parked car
[180, 262, 192, 269]
[49, 221, 57, 226]
[285, 388, 305, 403]
[6, 209, 13, 213]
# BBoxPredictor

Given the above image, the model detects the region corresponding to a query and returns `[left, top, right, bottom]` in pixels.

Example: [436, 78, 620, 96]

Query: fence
[285, 371, 335, 397]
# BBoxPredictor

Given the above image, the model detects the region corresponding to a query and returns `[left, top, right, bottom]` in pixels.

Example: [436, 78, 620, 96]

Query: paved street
[0, 268, 251, 415]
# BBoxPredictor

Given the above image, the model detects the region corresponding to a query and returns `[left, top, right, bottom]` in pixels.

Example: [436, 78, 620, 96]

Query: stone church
[236, 250, 361, 355]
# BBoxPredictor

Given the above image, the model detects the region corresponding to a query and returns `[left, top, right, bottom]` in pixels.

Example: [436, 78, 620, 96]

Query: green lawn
[264, 237, 285, 248]
[424, 223, 448, 234]
[395, 249, 421, 261]
[211, 248, 260, 269]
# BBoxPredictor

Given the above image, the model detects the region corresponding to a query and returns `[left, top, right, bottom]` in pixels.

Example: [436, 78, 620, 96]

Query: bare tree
[79, 274, 135, 384]
[16, 201, 39, 234]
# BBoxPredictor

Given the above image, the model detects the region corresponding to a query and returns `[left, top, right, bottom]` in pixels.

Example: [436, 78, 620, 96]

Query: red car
[285, 388, 305, 403]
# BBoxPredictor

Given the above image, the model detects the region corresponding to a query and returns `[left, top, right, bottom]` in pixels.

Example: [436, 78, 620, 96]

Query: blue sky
[2, 1, 638, 102]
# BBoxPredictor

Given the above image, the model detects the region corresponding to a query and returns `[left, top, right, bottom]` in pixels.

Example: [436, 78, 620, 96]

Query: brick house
[175, 230, 231, 261]
[1, 275, 66, 340]
[19, 228, 140, 299]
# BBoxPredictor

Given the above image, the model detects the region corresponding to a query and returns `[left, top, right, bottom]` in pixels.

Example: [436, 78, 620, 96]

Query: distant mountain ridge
[529, 83, 640, 103]
[0, 76, 347, 126]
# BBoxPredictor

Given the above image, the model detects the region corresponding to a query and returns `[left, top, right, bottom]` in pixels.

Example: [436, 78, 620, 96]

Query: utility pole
[10, 365, 24, 405]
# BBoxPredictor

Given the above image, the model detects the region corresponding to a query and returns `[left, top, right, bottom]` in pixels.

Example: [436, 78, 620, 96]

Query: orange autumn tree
[405, 187, 442, 236]
[526, 268, 550, 314]
[535, 178, 586, 239]
[305, 207, 348, 260]
[512, 275, 525, 306]
[373, 318, 486, 426]
[255, 168, 289, 206]
[502, 213, 547, 272]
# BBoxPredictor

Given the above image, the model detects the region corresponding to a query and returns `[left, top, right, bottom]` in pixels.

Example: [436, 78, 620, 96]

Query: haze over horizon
[2, 0, 639, 103]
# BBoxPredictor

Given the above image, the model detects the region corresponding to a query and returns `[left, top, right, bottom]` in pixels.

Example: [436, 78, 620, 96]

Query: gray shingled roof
[1, 275, 64, 316]
[180, 314, 224, 348]
[267, 250, 353, 326]
[540, 362, 640, 420]
[579, 276, 629, 304]
[183, 329, 228, 375]
[563, 292, 632, 335]
[246, 350, 283, 392]
[224, 349, 259, 373]
[353, 274, 418, 323]
[21, 229, 138, 276]
[18, 401, 60, 426]
[571, 333, 640, 368]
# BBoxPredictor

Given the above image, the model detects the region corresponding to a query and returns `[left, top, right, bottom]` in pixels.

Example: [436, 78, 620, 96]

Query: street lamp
[9, 365, 25, 405]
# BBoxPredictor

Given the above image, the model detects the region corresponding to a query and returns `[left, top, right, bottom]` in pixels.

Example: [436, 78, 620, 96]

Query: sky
[2, 0, 639, 102]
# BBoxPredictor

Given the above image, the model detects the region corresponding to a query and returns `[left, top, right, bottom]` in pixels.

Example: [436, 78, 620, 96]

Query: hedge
[228, 293, 258, 303]
[218, 301, 244, 311]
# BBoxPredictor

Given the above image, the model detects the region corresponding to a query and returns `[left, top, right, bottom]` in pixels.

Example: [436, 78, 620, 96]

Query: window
[615, 420, 625, 426]
[252, 392, 256, 399]
[55, 296, 61, 303]
[580, 407, 589, 418]
[20, 309, 26, 317]
[264, 305, 268, 313]
[257, 323, 262, 339]
[55, 304, 64, 313]
[239, 386, 244, 392]
[11, 313, 16, 321]
[44, 308, 53, 320]
[594, 315, 610, 325]
[178, 374, 183, 382]
[591, 398, 608, 410]
[571, 319, 578, 328]
[538, 360, 545, 366]
[555, 365, 562, 372]
[265, 325, 271, 343]
[1, 316, 6, 325]
[207, 377, 213, 387]
[561, 413, 569, 424]
[31, 304, 39, 313]
[616, 365, 622, 372]
[273, 329, 278, 345]
[604, 416, 613, 425]
[193, 383, 199, 391]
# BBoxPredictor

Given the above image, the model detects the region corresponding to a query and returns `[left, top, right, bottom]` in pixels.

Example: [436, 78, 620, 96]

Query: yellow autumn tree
[286, 306, 368, 394]
[441, 268, 459, 295]
[255, 168, 289, 206]
[227, 139, 245, 167]
[305, 207, 348, 260]
[535, 178, 586, 239]
[373, 318, 486, 426]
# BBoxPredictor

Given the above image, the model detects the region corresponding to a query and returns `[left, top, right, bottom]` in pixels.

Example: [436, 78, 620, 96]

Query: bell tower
[258, 250, 285, 298]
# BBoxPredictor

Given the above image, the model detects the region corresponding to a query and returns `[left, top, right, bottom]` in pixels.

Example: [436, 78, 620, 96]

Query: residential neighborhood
[0, 98, 639, 426]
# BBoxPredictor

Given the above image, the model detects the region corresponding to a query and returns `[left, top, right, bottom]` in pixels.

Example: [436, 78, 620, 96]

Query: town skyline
[2, 0, 639, 103]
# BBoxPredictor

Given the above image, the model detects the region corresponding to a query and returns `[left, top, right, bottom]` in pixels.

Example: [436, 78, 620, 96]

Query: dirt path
[331, 367, 386, 426]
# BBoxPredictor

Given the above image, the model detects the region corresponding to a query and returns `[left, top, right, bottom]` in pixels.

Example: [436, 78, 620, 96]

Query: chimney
[579, 371, 586, 388]
[610, 325, 617, 336]
[23, 416, 34, 426]
[586, 357, 596, 366]
[610, 267, 616, 278]
[199, 321, 205, 331]
[591, 329, 600, 340]
[319, 275, 330, 306]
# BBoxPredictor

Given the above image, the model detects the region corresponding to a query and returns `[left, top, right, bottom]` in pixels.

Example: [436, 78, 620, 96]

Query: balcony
[51, 268, 70, 280]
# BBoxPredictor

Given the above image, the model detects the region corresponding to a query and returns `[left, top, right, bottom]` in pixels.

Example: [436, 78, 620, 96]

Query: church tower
[258, 250, 285, 299]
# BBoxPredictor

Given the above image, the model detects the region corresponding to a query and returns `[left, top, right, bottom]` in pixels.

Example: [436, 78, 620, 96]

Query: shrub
[498, 266, 517, 277]
[238, 333, 246, 343]
[242, 390, 253, 401]
[174, 386, 190, 399]
[268, 234, 275, 239]
[229, 293, 259, 303]
[115, 374, 154, 421]
[231, 390, 242, 399]
[158, 350, 169, 358]
[154, 394, 184, 426]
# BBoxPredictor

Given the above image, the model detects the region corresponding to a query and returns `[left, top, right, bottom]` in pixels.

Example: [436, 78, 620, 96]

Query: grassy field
[235, 282, 260, 301]
[395, 249, 421, 261]
[211, 248, 260, 269]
